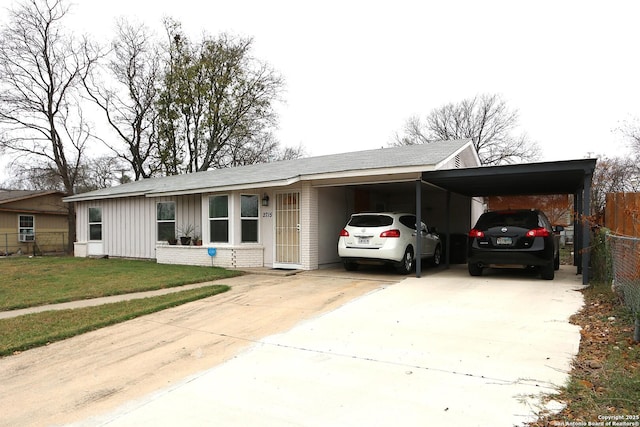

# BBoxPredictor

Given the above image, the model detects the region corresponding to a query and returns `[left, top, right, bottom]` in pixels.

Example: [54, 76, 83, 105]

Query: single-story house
[0, 189, 69, 255]
[64, 140, 483, 270]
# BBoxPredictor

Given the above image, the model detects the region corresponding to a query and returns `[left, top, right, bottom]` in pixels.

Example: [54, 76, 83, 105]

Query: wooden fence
[605, 193, 640, 237]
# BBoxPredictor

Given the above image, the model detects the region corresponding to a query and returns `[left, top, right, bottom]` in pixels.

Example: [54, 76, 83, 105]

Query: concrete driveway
[0, 266, 583, 426]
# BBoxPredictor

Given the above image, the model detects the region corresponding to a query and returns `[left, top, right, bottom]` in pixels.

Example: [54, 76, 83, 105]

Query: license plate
[358, 238, 370, 245]
[496, 237, 512, 245]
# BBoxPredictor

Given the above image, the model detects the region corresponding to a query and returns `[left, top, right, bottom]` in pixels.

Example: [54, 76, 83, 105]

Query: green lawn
[0, 256, 241, 311]
[0, 284, 230, 357]
[0, 256, 239, 357]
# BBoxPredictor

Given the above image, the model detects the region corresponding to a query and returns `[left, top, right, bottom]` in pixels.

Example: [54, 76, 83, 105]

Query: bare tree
[0, 0, 101, 249]
[5, 155, 129, 193]
[618, 117, 640, 158]
[393, 94, 540, 165]
[83, 19, 162, 180]
[591, 155, 640, 222]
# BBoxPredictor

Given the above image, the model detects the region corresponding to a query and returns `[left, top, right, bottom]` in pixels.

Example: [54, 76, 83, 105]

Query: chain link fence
[1, 232, 68, 256]
[607, 233, 640, 342]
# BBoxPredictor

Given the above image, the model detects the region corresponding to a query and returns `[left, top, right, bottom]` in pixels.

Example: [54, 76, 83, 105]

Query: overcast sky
[2, 0, 639, 180]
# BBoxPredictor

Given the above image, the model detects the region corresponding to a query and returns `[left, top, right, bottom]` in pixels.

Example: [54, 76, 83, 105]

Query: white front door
[274, 192, 301, 269]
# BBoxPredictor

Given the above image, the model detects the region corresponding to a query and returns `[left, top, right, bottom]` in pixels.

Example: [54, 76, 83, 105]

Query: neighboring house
[64, 140, 482, 270]
[0, 190, 68, 256]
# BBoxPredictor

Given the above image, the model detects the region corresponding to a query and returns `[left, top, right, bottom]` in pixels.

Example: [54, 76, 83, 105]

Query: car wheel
[343, 261, 358, 271]
[431, 245, 441, 267]
[396, 247, 414, 274]
[541, 262, 555, 280]
[554, 251, 560, 270]
[468, 263, 482, 276]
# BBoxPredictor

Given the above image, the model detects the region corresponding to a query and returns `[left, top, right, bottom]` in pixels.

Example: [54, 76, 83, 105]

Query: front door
[274, 192, 301, 269]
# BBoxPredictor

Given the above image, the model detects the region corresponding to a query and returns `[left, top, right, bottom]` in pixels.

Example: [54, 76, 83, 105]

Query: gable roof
[64, 139, 474, 202]
[0, 190, 65, 204]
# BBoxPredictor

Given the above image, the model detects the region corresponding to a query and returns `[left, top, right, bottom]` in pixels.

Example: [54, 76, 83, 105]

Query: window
[89, 208, 102, 241]
[19, 215, 35, 242]
[209, 195, 229, 243]
[157, 202, 176, 241]
[241, 194, 259, 243]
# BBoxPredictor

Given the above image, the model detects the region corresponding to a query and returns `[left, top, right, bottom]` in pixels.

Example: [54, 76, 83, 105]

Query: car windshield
[348, 214, 394, 227]
[475, 211, 538, 229]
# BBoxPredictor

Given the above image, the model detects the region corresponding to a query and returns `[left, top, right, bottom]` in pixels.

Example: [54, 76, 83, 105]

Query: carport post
[574, 192, 580, 269]
[415, 180, 422, 278]
[581, 172, 592, 285]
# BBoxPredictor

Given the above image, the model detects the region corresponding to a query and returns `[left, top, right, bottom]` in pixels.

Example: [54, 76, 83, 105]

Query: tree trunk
[66, 203, 76, 255]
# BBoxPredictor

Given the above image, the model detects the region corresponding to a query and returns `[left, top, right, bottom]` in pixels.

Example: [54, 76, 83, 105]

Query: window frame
[209, 195, 229, 243]
[240, 194, 259, 243]
[88, 207, 102, 241]
[156, 201, 176, 242]
[18, 215, 35, 242]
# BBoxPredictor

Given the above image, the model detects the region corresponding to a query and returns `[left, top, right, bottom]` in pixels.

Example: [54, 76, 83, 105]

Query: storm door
[274, 192, 301, 268]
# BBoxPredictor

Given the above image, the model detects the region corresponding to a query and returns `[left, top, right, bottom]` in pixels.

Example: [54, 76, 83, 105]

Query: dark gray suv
[467, 209, 562, 280]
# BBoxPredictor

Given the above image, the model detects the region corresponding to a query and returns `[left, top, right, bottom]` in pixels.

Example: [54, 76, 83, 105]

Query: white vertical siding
[300, 182, 318, 270]
[73, 195, 202, 259]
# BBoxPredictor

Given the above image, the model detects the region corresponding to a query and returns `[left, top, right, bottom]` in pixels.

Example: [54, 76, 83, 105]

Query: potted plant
[193, 232, 203, 246]
[177, 224, 195, 246]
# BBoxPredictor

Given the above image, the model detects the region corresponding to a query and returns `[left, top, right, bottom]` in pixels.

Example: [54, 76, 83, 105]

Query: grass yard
[0, 256, 238, 357]
[0, 284, 230, 357]
[0, 256, 241, 310]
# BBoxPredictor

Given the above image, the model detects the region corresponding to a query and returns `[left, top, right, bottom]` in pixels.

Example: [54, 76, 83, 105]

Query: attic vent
[455, 155, 461, 168]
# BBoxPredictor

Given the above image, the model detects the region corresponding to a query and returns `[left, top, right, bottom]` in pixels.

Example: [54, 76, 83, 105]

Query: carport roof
[422, 158, 597, 197]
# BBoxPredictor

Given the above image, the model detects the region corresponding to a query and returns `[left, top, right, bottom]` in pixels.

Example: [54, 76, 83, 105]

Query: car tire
[431, 245, 442, 267]
[468, 263, 482, 276]
[396, 247, 414, 274]
[541, 262, 555, 280]
[554, 251, 560, 270]
[343, 261, 358, 271]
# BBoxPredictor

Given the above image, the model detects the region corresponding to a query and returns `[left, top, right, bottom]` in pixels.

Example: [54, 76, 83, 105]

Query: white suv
[337, 212, 441, 274]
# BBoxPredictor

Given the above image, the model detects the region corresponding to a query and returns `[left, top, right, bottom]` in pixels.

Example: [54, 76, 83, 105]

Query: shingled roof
[0, 190, 64, 204]
[65, 139, 473, 202]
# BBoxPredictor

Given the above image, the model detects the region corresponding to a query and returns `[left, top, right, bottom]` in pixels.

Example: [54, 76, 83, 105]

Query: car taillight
[339, 229, 349, 237]
[526, 227, 550, 238]
[380, 229, 401, 238]
[468, 229, 484, 238]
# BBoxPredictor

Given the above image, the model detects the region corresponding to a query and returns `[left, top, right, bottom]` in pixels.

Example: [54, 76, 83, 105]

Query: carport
[418, 158, 597, 284]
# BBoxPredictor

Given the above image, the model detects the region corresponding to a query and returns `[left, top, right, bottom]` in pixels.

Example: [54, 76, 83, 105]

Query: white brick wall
[156, 244, 264, 268]
[300, 182, 318, 270]
[74, 242, 87, 257]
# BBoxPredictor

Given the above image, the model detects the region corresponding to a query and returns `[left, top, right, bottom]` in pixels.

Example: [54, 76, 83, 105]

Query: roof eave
[300, 165, 437, 182]
[63, 191, 148, 203]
